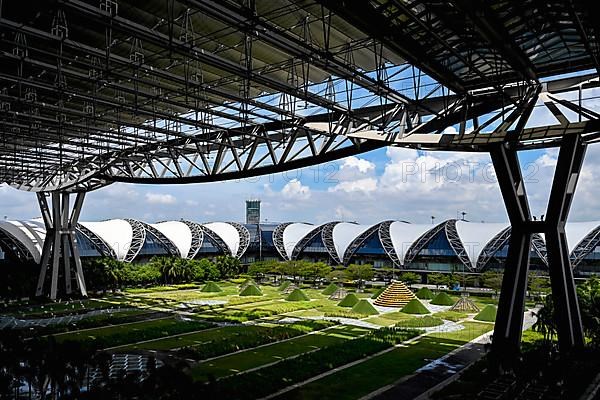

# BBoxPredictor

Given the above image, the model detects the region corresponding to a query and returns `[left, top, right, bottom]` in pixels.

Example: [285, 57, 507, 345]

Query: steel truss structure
[378, 221, 401, 267]
[199, 225, 231, 256]
[476, 227, 511, 271]
[76, 222, 117, 258]
[228, 222, 250, 258]
[403, 221, 447, 265]
[181, 220, 204, 259]
[321, 221, 343, 263]
[445, 219, 475, 272]
[290, 223, 326, 261]
[342, 222, 390, 266]
[570, 226, 600, 269]
[272, 222, 293, 260]
[1, 0, 599, 356]
[123, 218, 146, 262]
[0, 227, 35, 262]
[135, 221, 180, 257]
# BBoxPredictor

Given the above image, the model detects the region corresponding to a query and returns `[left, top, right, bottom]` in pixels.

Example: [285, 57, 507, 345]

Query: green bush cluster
[81, 255, 242, 291]
[395, 316, 443, 328]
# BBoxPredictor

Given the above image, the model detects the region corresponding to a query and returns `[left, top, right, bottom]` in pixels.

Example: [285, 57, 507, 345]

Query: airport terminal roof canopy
[1, 0, 599, 192]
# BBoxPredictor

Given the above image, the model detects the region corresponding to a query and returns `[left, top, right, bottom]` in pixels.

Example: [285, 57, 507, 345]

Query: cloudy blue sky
[2, 142, 600, 225]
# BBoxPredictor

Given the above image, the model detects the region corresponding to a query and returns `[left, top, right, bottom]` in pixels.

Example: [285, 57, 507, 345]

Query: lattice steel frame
[272, 222, 293, 261]
[404, 221, 447, 265]
[181, 220, 204, 259]
[570, 225, 600, 268]
[531, 233, 548, 266]
[76, 223, 117, 259]
[342, 222, 390, 266]
[0, 227, 35, 262]
[199, 225, 231, 256]
[445, 219, 475, 272]
[378, 220, 402, 267]
[123, 218, 146, 262]
[228, 222, 250, 258]
[320, 221, 343, 264]
[290, 223, 328, 261]
[476, 226, 512, 271]
[135, 221, 180, 257]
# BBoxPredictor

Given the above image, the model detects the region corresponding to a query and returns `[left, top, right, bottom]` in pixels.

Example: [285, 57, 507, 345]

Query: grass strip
[191, 324, 371, 381]
[53, 317, 213, 349]
[194, 327, 419, 399]
[277, 321, 493, 400]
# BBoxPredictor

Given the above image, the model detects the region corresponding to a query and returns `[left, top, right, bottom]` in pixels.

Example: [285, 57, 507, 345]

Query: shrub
[474, 305, 497, 322]
[401, 299, 430, 314]
[239, 285, 262, 296]
[285, 288, 310, 301]
[415, 287, 435, 300]
[338, 293, 359, 307]
[351, 299, 379, 315]
[322, 283, 339, 296]
[395, 316, 443, 328]
[201, 281, 222, 293]
[430, 292, 455, 306]
[278, 280, 292, 291]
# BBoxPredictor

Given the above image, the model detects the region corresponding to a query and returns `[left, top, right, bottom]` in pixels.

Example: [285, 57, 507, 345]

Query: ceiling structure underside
[1, 0, 599, 192]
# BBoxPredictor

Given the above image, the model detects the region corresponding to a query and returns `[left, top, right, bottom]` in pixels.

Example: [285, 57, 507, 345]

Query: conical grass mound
[430, 292, 455, 306]
[201, 281, 222, 293]
[338, 293, 359, 307]
[401, 299, 430, 314]
[351, 299, 379, 315]
[285, 288, 310, 301]
[240, 278, 256, 290]
[278, 280, 292, 291]
[415, 287, 434, 300]
[239, 284, 262, 296]
[322, 283, 340, 296]
[474, 305, 497, 322]
[371, 287, 385, 299]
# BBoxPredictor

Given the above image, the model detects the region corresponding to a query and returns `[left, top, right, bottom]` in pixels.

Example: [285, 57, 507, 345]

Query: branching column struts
[36, 192, 87, 300]
[490, 134, 586, 361]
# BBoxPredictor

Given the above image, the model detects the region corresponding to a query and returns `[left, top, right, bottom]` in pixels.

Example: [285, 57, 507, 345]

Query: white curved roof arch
[79, 219, 134, 261]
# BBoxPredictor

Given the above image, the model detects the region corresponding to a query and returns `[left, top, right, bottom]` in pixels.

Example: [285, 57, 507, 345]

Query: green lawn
[191, 324, 371, 381]
[275, 322, 494, 400]
[53, 317, 213, 348]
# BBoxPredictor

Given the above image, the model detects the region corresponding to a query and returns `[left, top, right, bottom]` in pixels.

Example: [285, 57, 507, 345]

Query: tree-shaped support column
[490, 134, 586, 364]
[36, 192, 87, 300]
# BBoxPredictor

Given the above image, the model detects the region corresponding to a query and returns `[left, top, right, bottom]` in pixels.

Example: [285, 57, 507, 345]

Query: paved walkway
[363, 309, 538, 400]
[0, 307, 137, 329]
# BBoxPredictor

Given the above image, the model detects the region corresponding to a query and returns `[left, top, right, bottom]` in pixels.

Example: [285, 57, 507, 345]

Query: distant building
[246, 199, 261, 224]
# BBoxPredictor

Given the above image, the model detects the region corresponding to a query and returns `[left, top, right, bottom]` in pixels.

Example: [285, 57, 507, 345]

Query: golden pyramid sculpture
[450, 295, 480, 313]
[374, 281, 417, 308]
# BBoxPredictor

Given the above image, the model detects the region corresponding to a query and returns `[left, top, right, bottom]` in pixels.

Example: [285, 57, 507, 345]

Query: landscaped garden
[3, 259, 549, 399]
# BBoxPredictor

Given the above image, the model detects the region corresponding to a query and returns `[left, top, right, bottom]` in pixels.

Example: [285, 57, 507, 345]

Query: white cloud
[281, 179, 311, 200]
[145, 193, 176, 205]
[329, 177, 378, 193]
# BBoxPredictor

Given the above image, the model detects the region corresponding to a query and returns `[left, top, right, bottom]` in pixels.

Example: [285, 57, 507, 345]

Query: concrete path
[0, 307, 137, 329]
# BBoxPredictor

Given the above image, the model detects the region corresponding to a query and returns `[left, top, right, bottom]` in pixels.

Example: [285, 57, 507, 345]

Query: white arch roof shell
[565, 221, 600, 253]
[455, 221, 510, 266]
[282, 223, 315, 259]
[332, 223, 377, 261]
[79, 219, 133, 261]
[0, 219, 46, 262]
[203, 222, 240, 255]
[151, 221, 192, 258]
[388, 222, 433, 265]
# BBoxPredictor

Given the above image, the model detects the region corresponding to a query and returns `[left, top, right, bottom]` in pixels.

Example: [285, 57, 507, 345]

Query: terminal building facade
[1, 218, 600, 277]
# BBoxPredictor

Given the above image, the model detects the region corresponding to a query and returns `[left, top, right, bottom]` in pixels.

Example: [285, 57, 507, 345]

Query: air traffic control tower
[246, 200, 261, 224]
